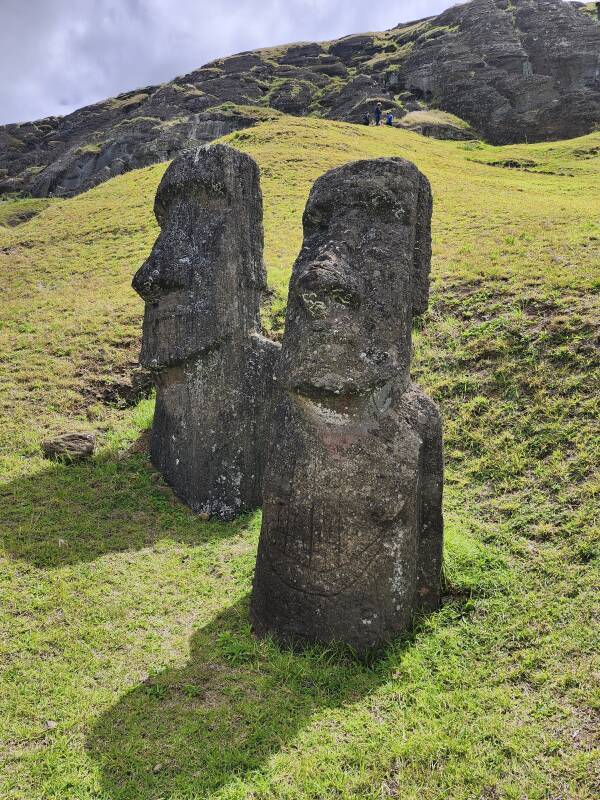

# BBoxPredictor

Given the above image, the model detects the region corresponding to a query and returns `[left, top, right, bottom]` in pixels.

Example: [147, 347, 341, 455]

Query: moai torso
[251, 157, 443, 655]
[132, 144, 279, 519]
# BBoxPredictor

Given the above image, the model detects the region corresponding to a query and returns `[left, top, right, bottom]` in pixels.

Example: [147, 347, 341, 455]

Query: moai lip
[251, 157, 443, 657]
[132, 144, 279, 519]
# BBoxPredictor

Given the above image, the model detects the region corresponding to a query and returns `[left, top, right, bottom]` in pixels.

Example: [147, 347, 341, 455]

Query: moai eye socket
[303, 198, 334, 233]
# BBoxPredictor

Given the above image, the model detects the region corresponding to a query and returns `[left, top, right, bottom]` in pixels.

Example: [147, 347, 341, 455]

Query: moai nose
[132, 256, 161, 301]
[132, 250, 185, 302]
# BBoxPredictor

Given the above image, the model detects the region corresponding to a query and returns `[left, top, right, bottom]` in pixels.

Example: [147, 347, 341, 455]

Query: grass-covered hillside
[0, 118, 598, 800]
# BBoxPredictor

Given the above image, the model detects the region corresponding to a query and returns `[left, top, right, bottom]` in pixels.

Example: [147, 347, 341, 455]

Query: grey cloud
[1, 0, 456, 125]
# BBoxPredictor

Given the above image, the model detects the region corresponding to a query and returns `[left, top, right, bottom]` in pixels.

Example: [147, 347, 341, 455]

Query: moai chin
[251, 157, 443, 656]
[132, 144, 279, 519]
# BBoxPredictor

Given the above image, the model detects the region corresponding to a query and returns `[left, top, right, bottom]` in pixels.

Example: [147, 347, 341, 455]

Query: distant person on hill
[374, 103, 382, 126]
[386, 112, 394, 126]
[363, 112, 371, 126]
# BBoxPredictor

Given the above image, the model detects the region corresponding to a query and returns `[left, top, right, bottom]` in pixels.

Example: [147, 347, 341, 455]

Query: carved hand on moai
[251, 158, 443, 656]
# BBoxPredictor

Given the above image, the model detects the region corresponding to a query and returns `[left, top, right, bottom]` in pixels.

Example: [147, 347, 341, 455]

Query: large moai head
[131, 144, 278, 519]
[251, 157, 442, 655]
[279, 157, 432, 398]
[132, 144, 266, 370]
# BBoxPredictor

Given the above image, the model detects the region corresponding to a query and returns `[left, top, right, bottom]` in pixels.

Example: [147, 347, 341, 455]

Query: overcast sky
[0, 0, 463, 126]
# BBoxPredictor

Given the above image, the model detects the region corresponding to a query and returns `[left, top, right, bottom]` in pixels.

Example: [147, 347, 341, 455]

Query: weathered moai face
[132, 144, 265, 370]
[251, 157, 441, 654]
[280, 158, 432, 399]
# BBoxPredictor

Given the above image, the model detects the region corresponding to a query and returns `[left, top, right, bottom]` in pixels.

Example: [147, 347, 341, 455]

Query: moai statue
[132, 144, 279, 519]
[251, 157, 443, 656]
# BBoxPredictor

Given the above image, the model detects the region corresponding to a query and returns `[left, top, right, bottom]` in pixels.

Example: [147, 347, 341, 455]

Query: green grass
[576, 3, 597, 19]
[76, 143, 105, 156]
[0, 197, 54, 228]
[398, 110, 473, 131]
[105, 93, 150, 111]
[210, 103, 283, 122]
[0, 117, 598, 799]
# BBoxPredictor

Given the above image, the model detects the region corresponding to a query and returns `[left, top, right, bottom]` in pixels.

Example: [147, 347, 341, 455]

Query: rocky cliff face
[1, 0, 598, 198]
[402, 0, 600, 144]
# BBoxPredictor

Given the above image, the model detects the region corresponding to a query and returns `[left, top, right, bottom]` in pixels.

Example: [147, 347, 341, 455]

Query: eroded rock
[251, 157, 443, 656]
[42, 432, 95, 462]
[132, 144, 279, 519]
[403, 0, 600, 145]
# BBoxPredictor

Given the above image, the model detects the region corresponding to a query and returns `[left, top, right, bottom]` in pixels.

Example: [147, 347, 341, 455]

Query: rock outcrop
[132, 144, 279, 519]
[402, 0, 600, 145]
[251, 158, 444, 655]
[1, 0, 598, 198]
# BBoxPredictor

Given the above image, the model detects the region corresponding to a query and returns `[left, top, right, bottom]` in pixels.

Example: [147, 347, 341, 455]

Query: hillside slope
[1, 0, 599, 199]
[0, 118, 598, 799]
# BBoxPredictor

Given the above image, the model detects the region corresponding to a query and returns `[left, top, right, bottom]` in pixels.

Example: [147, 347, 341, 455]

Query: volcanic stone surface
[132, 143, 279, 519]
[42, 432, 96, 462]
[251, 157, 444, 655]
[1, 0, 598, 198]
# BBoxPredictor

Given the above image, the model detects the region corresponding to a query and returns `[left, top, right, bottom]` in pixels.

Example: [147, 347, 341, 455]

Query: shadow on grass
[87, 595, 400, 800]
[0, 445, 253, 568]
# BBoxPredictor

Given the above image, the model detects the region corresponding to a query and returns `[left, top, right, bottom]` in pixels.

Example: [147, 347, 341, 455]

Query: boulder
[398, 110, 477, 140]
[42, 432, 95, 462]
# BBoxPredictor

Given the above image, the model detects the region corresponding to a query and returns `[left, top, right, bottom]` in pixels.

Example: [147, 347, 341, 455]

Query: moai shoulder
[132, 144, 279, 519]
[251, 157, 443, 656]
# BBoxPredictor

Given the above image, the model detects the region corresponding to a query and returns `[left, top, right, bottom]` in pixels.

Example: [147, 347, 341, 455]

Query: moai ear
[411, 172, 433, 317]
